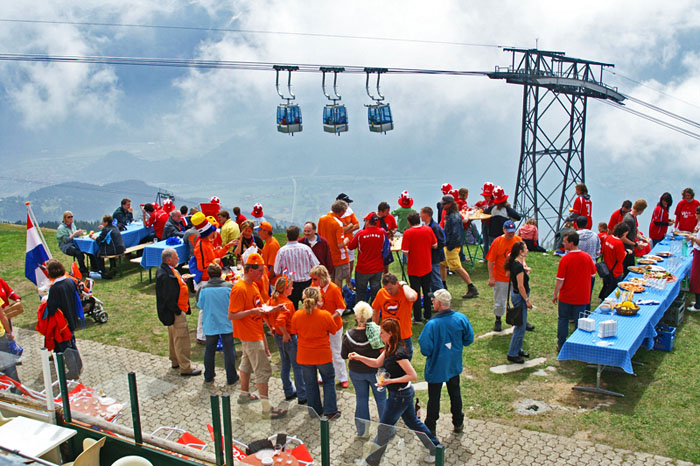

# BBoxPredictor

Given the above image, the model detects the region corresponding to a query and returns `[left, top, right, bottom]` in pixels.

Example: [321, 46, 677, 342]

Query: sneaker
[518, 350, 530, 358]
[424, 454, 436, 464]
[412, 319, 423, 324]
[507, 355, 525, 364]
[493, 317, 502, 332]
[462, 286, 479, 299]
[453, 423, 464, 433]
[526, 323, 535, 331]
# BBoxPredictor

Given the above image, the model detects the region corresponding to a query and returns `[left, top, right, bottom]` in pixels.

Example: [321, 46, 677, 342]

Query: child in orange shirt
[269, 277, 306, 404]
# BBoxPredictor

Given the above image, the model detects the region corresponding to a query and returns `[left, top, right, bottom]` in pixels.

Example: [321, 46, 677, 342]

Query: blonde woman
[309, 265, 349, 388]
[290, 287, 343, 418]
[341, 301, 386, 437]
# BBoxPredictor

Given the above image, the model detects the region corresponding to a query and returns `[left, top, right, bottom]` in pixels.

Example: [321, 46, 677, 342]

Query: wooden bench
[132, 257, 190, 283]
[104, 243, 150, 277]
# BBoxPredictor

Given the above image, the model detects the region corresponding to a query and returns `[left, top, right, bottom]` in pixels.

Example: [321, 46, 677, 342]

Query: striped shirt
[273, 241, 320, 282]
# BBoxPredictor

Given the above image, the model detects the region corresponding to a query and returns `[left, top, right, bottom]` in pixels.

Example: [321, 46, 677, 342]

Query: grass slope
[1, 223, 699, 462]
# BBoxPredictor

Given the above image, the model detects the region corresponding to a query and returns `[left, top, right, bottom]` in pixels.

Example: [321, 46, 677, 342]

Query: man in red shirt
[608, 200, 632, 232]
[598, 223, 629, 300]
[571, 183, 593, 230]
[143, 203, 169, 240]
[347, 213, 385, 304]
[553, 231, 597, 351]
[401, 212, 437, 322]
[674, 187, 700, 232]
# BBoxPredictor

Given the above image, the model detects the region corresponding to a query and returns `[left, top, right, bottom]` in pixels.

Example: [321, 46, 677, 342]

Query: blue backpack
[188, 241, 205, 284]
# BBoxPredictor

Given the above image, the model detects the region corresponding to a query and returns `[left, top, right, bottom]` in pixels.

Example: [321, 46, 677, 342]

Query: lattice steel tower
[489, 49, 624, 246]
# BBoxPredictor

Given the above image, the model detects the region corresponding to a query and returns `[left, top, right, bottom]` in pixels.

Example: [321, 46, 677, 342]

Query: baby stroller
[78, 277, 108, 324]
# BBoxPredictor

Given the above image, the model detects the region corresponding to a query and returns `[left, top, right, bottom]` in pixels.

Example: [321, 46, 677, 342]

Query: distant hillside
[0, 179, 204, 223]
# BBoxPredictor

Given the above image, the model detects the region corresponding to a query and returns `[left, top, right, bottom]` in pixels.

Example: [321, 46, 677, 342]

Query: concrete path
[10, 328, 695, 466]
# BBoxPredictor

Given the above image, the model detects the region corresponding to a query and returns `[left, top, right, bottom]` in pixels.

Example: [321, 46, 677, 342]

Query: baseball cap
[441, 195, 455, 205]
[245, 252, 265, 265]
[259, 221, 273, 232]
[364, 212, 379, 221]
[503, 220, 517, 232]
[336, 193, 353, 203]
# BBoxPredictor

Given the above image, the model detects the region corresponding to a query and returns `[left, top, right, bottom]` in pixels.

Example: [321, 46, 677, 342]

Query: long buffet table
[557, 236, 692, 396]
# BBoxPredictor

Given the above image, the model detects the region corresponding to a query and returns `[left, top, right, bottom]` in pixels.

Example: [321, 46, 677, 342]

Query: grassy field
[2, 223, 699, 462]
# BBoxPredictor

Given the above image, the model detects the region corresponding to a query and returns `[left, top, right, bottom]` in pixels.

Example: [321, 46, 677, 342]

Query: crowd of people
[2, 182, 699, 465]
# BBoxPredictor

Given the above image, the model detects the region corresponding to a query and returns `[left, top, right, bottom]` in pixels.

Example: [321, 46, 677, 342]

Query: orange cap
[245, 252, 265, 265]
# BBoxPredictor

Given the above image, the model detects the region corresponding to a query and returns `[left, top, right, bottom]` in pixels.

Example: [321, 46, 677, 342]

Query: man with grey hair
[418, 289, 474, 436]
[317, 199, 351, 287]
[155, 247, 201, 376]
[163, 210, 186, 239]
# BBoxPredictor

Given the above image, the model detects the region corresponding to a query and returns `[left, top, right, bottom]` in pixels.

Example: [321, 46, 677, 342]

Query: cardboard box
[3, 302, 24, 319]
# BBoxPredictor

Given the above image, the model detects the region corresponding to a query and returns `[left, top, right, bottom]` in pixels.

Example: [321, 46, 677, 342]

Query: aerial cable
[604, 68, 700, 112]
[620, 94, 700, 131]
[601, 99, 700, 141]
[0, 18, 511, 49]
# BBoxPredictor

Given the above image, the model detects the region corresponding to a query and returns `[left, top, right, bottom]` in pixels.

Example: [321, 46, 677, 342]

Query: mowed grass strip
[1, 223, 699, 462]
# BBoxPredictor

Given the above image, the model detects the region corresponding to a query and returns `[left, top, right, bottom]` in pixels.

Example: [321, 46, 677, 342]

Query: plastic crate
[654, 325, 676, 351]
[661, 293, 686, 327]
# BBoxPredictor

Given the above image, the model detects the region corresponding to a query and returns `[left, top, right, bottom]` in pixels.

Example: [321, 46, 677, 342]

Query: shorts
[332, 263, 352, 282]
[442, 247, 462, 270]
[238, 340, 272, 384]
[348, 249, 355, 262]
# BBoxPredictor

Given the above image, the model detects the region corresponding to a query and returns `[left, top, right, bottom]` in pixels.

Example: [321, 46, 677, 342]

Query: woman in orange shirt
[291, 287, 343, 419]
[309, 265, 349, 388]
[269, 276, 306, 404]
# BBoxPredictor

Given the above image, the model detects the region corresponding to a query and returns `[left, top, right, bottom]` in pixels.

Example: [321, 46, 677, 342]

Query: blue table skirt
[73, 222, 152, 255]
[557, 238, 693, 374]
[140, 240, 189, 269]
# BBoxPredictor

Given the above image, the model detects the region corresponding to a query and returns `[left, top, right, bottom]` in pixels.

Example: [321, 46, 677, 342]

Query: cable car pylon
[274, 65, 302, 135]
[321, 67, 348, 135]
[365, 67, 393, 134]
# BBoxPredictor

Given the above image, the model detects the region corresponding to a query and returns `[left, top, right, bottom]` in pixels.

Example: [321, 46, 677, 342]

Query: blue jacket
[196, 278, 234, 336]
[444, 212, 464, 251]
[418, 309, 473, 383]
[427, 219, 446, 263]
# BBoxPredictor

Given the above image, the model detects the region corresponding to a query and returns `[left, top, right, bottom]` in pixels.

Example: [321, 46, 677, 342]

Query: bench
[104, 243, 150, 277]
[132, 257, 190, 283]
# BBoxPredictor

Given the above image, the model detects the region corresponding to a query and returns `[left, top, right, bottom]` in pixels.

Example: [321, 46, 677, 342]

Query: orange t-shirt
[340, 210, 359, 242]
[320, 282, 346, 316]
[291, 307, 343, 365]
[268, 295, 295, 335]
[195, 238, 228, 281]
[262, 237, 280, 271]
[486, 234, 522, 283]
[228, 279, 265, 341]
[372, 287, 413, 339]
[317, 213, 349, 267]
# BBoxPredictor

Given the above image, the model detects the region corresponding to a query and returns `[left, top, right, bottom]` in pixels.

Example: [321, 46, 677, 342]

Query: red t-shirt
[347, 226, 385, 274]
[401, 225, 437, 276]
[372, 287, 413, 339]
[597, 232, 608, 249]
[608, 209, 624, 232]
[145, 209, 169, 240]
[602, 235, 626, 278]
[379, 213, 398, 234]
[572, 196, 593, 230]
[674, 199, 700, 232]
[556, 250, 596, 305]
[648, 205, 670, 241]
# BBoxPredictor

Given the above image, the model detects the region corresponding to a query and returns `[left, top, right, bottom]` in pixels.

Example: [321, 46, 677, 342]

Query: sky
[1, 0, 699, 242]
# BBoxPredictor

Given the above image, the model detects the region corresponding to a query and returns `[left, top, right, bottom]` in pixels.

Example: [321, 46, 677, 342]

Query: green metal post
[210, 394, 223, 466]
[222, 394, 234, 466]
[320, 417, 330, 466]
[436, 444, 445, 465]
[128, 372, 142, 444]
[55, 353, 71, 423]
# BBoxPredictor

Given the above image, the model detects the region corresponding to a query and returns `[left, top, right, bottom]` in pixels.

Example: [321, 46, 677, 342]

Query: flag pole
[25, 202, 53, 259]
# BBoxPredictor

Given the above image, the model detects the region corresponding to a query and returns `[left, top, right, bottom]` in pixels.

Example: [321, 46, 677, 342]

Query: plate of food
[618, 282, 646, 293]
[656, 251, 673, 258]
[644, 271, 677, 282]
[638, 258, 657, 265]
[628, 277, 647, 285]
[615, 300, 640, 316]
[628, 266, 646, 274]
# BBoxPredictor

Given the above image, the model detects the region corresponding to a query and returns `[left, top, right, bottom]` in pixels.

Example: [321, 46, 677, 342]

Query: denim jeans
[507, 292, 528, 357]
[348, 370, 387, 436]
[204, 333, 238, 384]
[273, 333, 306, 401]
[365, 386, 440, 466]
[429, 263, 443, 292]
[355, 272, 382, 304]
[586, 276, 596, 311]
[557, 301, 585, 348]
[424, 375, 463, 434]
[402, 337, 413, 361]
[409, 273, 432, 321]
[300, 362, 337, 417]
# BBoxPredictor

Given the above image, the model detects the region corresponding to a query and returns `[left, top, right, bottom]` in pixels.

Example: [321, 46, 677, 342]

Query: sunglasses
[66, 215, 74, 218]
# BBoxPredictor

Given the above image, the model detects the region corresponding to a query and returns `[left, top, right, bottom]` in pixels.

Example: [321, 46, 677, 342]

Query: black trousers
[63, 243, 94, 273]
[409, 273, 432, 321]
[290, 279, 312, 309]
[424, 374, 463, 433]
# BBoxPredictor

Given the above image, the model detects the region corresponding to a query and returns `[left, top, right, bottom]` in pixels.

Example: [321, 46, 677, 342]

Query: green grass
[2, 224, 699, 462]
